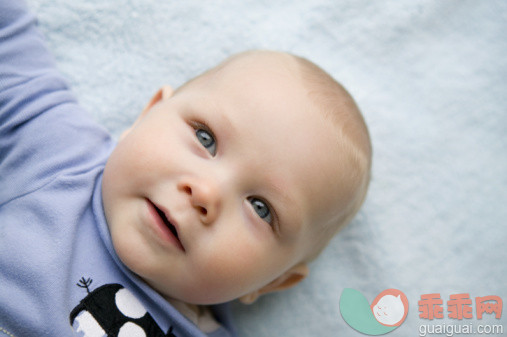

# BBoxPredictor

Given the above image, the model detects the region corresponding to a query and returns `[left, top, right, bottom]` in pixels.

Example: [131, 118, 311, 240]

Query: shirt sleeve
[0, 0, 114, 204]
[0, 0, 70, 118]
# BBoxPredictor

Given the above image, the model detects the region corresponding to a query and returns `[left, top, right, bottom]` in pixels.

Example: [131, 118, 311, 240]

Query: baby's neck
[167, 298, 221, 333]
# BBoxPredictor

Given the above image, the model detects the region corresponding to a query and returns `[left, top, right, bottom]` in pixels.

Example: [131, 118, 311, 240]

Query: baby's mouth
[146, 198, 184, 251]
[154, 204, 179, 239]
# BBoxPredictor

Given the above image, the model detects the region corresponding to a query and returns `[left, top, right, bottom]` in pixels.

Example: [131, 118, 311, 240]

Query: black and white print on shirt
[70, 278, 176, 337]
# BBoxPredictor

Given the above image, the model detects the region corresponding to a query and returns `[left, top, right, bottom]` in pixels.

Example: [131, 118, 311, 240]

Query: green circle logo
[340, 288, 409, 335]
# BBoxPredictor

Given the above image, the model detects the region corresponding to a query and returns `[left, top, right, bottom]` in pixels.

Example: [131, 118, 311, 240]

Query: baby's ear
[141, 85, 174, 117]
[239, 264, 309, 304]
[120, 86, 174, 141]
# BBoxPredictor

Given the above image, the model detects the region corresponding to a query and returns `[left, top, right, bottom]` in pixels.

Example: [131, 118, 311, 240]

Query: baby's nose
[177, 177, 221, 225]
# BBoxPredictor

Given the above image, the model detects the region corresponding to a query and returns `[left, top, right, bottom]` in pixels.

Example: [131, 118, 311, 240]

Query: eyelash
[249, 196, 279, 232]
[191, 120, 217, 156]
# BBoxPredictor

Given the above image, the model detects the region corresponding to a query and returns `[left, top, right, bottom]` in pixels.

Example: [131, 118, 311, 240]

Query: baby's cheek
[193, 248, 263, 300]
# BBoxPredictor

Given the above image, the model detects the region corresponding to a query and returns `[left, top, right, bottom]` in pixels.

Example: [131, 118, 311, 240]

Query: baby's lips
[146, 198, 185, 252]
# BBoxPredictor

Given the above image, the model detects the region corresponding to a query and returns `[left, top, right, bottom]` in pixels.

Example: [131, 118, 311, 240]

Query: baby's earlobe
[238, 263, 309, 305]
[238, 291, 260, 305]
[138, 85, 175, 119]
[160, 85, 174, 99]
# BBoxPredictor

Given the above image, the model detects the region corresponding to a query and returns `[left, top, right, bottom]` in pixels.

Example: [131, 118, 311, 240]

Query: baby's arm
[0, 0, 112, 204]
[0, 0, 70, 201]
[0, 0, 67, 117]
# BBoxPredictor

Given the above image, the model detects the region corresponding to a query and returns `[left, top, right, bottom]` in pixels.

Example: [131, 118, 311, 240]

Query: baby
[0, 1, 371, 336]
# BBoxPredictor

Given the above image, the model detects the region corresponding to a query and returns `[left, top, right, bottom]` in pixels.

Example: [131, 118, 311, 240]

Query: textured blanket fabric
[25, 0, 507, 336]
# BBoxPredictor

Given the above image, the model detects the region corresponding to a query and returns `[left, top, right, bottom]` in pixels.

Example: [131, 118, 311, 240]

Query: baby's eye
[248, 197, 273, 225]
[195, 128, 216, 156]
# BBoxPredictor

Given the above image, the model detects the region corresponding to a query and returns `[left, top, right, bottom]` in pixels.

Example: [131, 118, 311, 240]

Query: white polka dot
[115, 288, 147, 319]
[117, 322, 146, 337]
[73, 310, 106, 337]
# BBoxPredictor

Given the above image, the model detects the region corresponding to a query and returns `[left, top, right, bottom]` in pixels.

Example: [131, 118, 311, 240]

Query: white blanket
[27, 0, 507, 335]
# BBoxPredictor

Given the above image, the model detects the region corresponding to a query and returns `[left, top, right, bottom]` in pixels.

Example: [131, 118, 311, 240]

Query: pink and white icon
[370, 289, 409, 327]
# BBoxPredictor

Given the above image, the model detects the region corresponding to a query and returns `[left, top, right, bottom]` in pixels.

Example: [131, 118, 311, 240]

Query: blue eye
[248, 197, 273, 225]
[196, 128, 216, 156]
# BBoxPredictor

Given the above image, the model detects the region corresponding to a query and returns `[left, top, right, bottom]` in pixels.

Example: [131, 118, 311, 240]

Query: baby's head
[102, 50, 372, 305]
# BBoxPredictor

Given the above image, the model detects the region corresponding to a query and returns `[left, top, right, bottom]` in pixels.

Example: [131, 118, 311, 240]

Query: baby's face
[102, 56, 349, 304]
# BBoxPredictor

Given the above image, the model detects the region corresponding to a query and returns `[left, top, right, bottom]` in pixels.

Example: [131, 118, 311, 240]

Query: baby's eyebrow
[268, 178, 302, 231]
[270, 180, 291, 205]
[195, 101, 236, 139]
[211, 104, 238, 135]
[216, 110, 236, 136]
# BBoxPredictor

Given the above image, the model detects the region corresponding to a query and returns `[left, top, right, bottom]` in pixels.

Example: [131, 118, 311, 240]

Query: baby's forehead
[218, 51, 299, 74]
[192, 52, 301, 90]
[202, 53, 357, 208]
